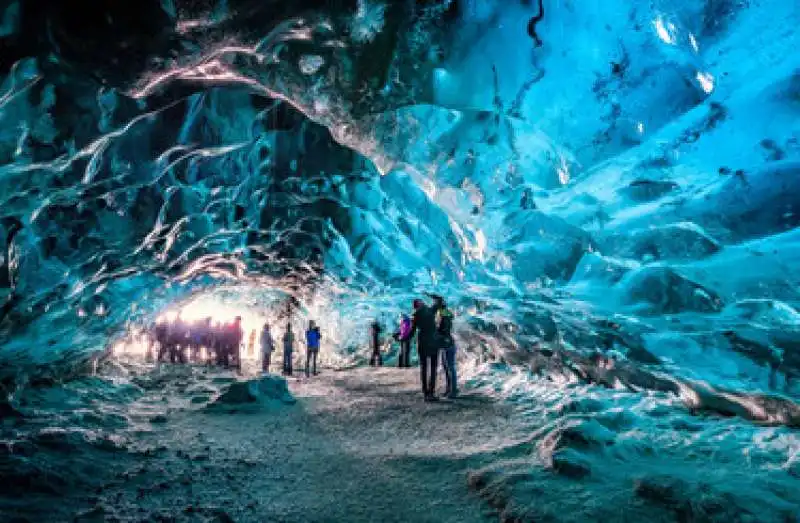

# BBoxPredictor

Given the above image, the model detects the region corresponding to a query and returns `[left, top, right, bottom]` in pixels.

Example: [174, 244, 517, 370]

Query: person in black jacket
[409, 298, 442, 402]
[369, 320, 383, 366]
[435, 299, 458, 398]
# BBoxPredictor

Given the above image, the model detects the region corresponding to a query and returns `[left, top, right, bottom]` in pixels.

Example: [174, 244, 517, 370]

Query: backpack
[435, 308, 455, 349]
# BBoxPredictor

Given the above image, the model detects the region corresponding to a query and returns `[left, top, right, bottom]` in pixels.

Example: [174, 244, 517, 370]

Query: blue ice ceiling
[1, 0, 799, 416]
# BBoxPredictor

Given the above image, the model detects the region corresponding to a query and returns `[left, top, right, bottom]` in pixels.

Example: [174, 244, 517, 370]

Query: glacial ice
[1, 0, 800, 520]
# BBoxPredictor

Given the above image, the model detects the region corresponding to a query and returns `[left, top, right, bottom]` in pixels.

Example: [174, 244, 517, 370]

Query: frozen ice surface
[1, 0, 799, 521]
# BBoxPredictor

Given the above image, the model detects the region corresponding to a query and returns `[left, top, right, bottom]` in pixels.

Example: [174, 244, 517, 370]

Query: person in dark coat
[260, 322, 275, 373]
[153, 320, 168, 362]
[168, 316, 188, 364]
[409, 298, 442, 401]
[369, 320, 383, 366]
[435, 300, 458, 398]
[283, 323, 295, 376]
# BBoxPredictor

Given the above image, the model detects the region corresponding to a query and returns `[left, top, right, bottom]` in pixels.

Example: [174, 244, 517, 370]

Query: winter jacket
[260, 329, 275, 354]
[399, 316, 412, 341]
[306, 328, 321, 351]
[283, 332, 294, 353]
[436, 307, 455, 349]
[371, 322, 382, 351]
[411, 305, 439, 356]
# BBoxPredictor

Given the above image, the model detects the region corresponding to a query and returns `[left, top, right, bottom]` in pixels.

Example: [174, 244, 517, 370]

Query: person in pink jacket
[395, 314, 413, 368]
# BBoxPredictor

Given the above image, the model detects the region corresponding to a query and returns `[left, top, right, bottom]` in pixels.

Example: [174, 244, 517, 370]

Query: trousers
[283, 351, 293, 375]
[398, 339, 411, 367]
[306, 350, 318, 376]
[419, 352, 437, 396]
[442, 346, 457, 395]
[370, 346, 383, 366]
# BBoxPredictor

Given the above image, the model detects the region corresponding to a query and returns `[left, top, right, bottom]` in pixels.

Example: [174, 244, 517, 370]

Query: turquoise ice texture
[1, 0, 800, 520]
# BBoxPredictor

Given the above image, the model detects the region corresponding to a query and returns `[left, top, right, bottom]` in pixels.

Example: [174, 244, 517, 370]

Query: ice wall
[0, 0, 799, 418]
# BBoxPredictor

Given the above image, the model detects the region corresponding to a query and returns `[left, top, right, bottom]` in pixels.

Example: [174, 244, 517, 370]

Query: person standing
[153, 320, 168, 362]
[247, 328, 257, 358]
[210, 321, 223, 366]
[189, 319, 205, 362]
[436, 300, 458, 398]
[200, 317, 214, 362]
[260, 322, 275, 373]
[409, 298, 441, 401]
[369, 320, 383, 366]
[305, 320, 322, 377]
[282, 323, 295, 376]
[168, 316, 188, 364]
[230, 316, 244, 369]
[396, 314, 412, 368]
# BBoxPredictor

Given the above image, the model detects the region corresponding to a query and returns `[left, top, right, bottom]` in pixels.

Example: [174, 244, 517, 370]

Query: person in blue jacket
[305, 320, 322, 377]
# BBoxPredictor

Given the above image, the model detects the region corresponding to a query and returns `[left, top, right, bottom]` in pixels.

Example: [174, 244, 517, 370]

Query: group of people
[371, 295, 459, 402]
[148, 294, 458, 402]
[149, 316, 244, 367]
[258, 321, 322, 377]
[147, 310, 325, 377]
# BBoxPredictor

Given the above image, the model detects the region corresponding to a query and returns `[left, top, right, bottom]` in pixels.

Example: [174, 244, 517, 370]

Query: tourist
[211, 320, 224, 366]
[189, 318, 207, 362]
[219, 316, 243, 369]
[247, 328, 256, 357]
[409, 298, 441, 401]
[283, 323, 295, 376]
[369, 320, 383, 366]
[201, 317, 214, 362]
[168, 316, 188, 364]
[153, 320, 168, 362]
[305, 320, 322, 376]
[435, 298, 458, 398]
[260, 322, 275, 373]
[395, 313, 412, 368]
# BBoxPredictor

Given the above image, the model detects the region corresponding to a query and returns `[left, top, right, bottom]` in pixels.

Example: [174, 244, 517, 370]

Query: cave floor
[80, 366, 529, 523]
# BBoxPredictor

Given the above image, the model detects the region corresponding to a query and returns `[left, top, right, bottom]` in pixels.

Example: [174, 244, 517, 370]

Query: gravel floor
[78, 366, 529, 522]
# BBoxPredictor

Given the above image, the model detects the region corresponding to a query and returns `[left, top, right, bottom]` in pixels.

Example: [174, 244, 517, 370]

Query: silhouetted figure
[145, 330, 155, 363]
[200, 317, 214, 362]
[395, 313, 412, 368]
[260, 322, 274, 373]
[370, 320, 383, 366]
[436, 299, 458, 398]
[215, 320, 228, 367]
[189, 318, 209, 362]
[168, 316, 188, 364]
[232, 317, 244, 369]
[153, 320, 168, 362]
[218, 317, 243, 368]
[305, 320, 321, 377]
[283, 324, 295, 376]
[247, 328, 257, 357]
[210, 321, 224, 365]
[410, 298, 442, 401]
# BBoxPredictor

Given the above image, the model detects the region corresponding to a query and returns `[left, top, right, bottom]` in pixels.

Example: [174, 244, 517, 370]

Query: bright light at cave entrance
[172, 296, 264, 352]
[158, 296, 262, 333]
[181, 297, 257, 327]
[116, 296, 267, 359]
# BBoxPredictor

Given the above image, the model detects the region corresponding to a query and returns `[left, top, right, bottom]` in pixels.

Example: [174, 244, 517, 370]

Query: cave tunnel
[1, 0, 800, 521]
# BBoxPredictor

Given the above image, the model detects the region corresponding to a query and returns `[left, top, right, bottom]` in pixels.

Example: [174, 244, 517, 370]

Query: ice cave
[1, 0, 799, 521]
